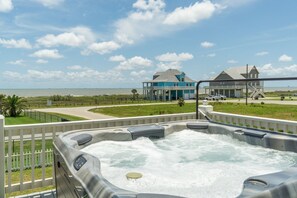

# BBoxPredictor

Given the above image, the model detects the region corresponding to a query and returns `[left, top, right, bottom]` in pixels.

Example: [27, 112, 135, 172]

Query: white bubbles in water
[82, 130, 297, 198]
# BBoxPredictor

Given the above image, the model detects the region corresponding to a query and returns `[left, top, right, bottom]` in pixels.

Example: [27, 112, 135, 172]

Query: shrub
[177, 97, 185, 107]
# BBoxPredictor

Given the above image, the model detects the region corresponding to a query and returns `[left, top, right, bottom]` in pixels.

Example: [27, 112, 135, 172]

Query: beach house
[207, 65, 264, 98]
[142, 69, 196, 101]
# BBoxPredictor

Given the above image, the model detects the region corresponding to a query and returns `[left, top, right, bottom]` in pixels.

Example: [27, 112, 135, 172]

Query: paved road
[36, 99, 297, 120]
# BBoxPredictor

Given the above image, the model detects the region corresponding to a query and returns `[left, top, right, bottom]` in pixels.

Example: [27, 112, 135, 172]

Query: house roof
[144, 69, 195, 83]
[214, 66, 258, 80]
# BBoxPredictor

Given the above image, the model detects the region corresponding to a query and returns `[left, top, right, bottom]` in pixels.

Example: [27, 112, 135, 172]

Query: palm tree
[131, 89, 137, 100]
[3, 95, 27, 117]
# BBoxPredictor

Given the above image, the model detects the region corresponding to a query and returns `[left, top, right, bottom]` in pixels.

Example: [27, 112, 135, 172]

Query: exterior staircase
[248, 84, 265, 99]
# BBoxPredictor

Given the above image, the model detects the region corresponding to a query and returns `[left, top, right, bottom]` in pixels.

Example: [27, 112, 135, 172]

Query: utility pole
[246, 64, 248, 105]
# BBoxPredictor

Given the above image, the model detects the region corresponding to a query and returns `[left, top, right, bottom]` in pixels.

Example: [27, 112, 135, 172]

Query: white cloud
[7, 59, 25, 66]
[227, 59, 238, 64]
[155, 52, 193, 62]
[66, 65, 90, 70]
[30, 49, 63, 59]
[37, 26, 96, 47]
[33, 0, 64, 8]
[163, 1, 218, 25]
[255, 51, 269, 56]
[116, 56, 152, 71]
[114, 0, 220, 46]
[3, 68, 123, 82]
[258, 63, 297, 76]
[207, 53, 216, 57]
[130, 70, 147, 78]
[37, 33, 86, 47]
[279, 54, 293, 62]
[85, 41, 121, 55]
[109, 55, 126, 62]
[133, 0, 165, 11]
[0, 38, 32, 49]
[156, 61, 181, 71]
[0, 0, 13, 12]
[201, 41, 215, 48]
[36, 59, 48, 64]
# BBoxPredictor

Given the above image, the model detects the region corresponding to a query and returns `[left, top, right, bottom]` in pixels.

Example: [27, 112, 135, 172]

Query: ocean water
[0, 87, 296, 97]
[0, 88, 143, 97]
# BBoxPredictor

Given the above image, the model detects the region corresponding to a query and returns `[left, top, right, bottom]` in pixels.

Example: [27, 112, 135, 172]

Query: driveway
[35, 102, 173, 120]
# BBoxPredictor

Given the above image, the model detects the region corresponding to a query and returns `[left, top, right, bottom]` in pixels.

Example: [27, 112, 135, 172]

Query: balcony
[143, 86, 195, 90]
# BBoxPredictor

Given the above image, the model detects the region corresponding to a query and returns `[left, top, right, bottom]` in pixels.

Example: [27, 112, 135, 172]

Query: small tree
[3, 95, 27, 117]
[177, 97, 185, 107]
[0, 94, 5, 114]
[131, 89, 137, 100]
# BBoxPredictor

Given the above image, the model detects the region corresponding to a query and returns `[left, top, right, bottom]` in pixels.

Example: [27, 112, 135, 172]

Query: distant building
[143, 69, 196, 101]
[207, 66, 264, 98]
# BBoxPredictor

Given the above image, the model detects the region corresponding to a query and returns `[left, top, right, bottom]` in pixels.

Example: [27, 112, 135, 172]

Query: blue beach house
[142, 69, 196, 101]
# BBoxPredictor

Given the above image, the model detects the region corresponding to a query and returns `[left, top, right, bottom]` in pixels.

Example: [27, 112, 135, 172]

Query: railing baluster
[41, 128, 46, 186]
[20, 129, 24, 190]
[31, 128, 35, 188]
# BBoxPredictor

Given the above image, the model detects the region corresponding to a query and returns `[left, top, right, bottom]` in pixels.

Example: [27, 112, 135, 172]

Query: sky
[1, 0, 297, 88]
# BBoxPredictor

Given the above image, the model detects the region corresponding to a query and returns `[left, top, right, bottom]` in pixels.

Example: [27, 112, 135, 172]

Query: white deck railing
[210, 111, 297, 134]
[0, 113, 197, 196]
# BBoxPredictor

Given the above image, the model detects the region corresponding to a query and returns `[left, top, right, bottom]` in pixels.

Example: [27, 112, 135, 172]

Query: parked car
[218, 95, 227, 100]
[205, 95, 215, 100]
[205, 95, 226, 100]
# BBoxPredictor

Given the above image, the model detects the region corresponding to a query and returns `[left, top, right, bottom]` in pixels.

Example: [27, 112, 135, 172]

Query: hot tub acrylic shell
[53, 121, 297, 198]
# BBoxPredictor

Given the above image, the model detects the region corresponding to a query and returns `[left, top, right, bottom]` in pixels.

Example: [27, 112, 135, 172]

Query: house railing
[209, 111, 297, 133]
[143, 86, 195, 90]
[0, 113, 197, 196]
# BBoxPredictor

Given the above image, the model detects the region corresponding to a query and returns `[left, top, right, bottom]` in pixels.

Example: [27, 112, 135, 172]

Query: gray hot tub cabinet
[53, 121, 297, 198]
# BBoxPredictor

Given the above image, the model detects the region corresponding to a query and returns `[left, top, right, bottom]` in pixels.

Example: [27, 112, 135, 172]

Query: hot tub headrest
[71, 133, 93, 146]
[242, 129, 266, 138]
[128, 125, 165, 140]
[187, 122, 209, 130]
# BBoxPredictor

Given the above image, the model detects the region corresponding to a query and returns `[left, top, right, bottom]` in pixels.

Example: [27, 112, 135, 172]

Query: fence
[24, 110, 68, 123]
[0, 112, 198, 196]
[210, 111, 297, 134]
[5, 149, 53, 172]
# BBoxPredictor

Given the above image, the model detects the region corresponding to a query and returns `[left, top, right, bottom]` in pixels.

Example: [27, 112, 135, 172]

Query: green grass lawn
[212, 102, 297, 120]
[6, 167, 54, 197]
[91, 102, 297, 121]
[90, 103, 196, 117]
[5, 116, 43, 125]
[5, 113, 86, 125]
[45, 112, 86, 121]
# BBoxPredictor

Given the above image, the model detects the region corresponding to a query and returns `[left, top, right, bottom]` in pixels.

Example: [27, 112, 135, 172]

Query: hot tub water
[82, 129, 297, 198]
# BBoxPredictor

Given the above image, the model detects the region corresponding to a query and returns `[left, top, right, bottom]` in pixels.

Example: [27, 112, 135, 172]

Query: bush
[177, 97, 185, 107]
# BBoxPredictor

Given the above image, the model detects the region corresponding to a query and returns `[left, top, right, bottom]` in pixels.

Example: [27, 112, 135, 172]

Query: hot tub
[53, 121, 297, 198]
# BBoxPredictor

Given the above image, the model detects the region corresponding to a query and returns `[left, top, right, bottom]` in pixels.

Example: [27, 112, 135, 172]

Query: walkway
[36, 102, 173, 120]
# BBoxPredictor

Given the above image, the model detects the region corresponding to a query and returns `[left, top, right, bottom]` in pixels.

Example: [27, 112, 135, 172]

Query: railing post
[0, 115, 5, 197]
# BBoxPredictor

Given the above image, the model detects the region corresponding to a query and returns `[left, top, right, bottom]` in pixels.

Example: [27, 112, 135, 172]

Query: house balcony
[204, 84, 263, 90]
[143, 86, 195, 91]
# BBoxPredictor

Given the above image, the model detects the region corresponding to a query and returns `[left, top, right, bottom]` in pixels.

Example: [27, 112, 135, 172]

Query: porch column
[169, 90, 171, 101]
[0, 115, 5, 197]
[176, 90, 177, 100]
